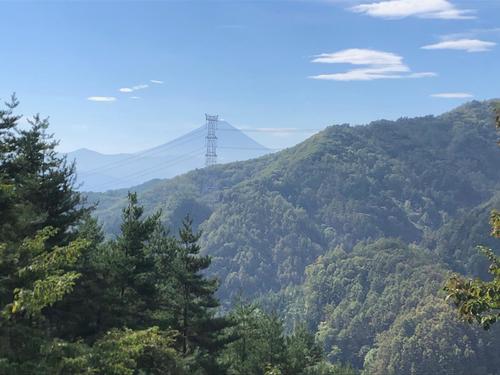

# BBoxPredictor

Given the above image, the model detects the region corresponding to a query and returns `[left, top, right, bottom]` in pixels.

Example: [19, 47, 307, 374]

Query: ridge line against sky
[0, 0, 498, 153]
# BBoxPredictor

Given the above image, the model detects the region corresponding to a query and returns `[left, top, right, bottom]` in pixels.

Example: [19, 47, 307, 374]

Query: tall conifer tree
[171, 217, 232, 373]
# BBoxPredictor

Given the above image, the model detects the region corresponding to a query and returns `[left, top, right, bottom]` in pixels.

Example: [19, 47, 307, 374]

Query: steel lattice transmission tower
[204, 114, 218, 192]
[205, 114, 218, 167]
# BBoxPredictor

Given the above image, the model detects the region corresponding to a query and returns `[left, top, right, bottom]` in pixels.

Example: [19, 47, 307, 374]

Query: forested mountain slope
[90, 100, 500, 298]
[87, 99, 500, 374]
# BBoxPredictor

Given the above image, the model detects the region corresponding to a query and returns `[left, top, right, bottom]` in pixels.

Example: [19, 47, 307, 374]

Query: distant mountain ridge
[66, 121, 271, 192]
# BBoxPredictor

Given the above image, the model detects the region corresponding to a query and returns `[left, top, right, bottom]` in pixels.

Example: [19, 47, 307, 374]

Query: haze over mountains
[66, 121, 271, 192]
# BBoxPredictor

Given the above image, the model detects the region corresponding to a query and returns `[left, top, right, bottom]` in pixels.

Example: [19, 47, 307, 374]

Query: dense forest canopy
[0, 97, 357, 374]
[86, 99, 500, 374]
[2, 97, 500, 374]
[91, 100, 500, 295]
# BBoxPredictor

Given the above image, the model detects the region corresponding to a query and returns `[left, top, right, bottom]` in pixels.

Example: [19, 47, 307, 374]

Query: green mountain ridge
[90, 100, 500, 297]
[85, 99, 500, 374]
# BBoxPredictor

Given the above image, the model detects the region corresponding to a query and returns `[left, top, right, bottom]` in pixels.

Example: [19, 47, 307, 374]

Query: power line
[217, 128, 322, 133]
[84, 148, 204, 192]
[74, 126, 308, 177]
[138, 127, 205, 155]
[219, 146, 281, 151]
[77, 118, 306, 191]
[76, 127, 205, 176]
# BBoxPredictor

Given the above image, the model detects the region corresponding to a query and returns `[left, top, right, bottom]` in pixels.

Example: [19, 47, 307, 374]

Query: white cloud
[351, 0, 475, 20]
[150, 80, 164, 84]
[119, 84, 149, 93]
[87, 96, 116, 102]
[431, 92, 474, 98]
[441, 27, 500, 40]
[312, 49, 404, 66]
[310, 48, 436, 81]
[130, 96, 141, 100]
[409, 72, 437, 78]
[422, 38, 496, 52]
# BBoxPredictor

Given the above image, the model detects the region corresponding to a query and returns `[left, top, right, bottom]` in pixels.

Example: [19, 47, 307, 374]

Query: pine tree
[260, 312, 287, 371]
[221, 303, 326, 375]
[3, 112, 87, 245]
[0, 94, 28, 242]
[107, 192, 161, 330]
[221, 301, 263, 374]
[284, 324, 323, 375]
[0, 97, 91, 372]
[171, 216, 232, 373]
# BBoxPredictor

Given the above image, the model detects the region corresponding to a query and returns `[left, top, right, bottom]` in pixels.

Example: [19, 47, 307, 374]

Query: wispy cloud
[422, 38, 496, 52]
[87, 96, 116, 102]
[119, 84, 149, 93]
[431, 92, 474, 98]
[351, 0, 475, 20]
[130, 96, 141, 100]
[150, 80, 164, 84]
[441, 27, 500, 40]
[310, 48, 436, 81]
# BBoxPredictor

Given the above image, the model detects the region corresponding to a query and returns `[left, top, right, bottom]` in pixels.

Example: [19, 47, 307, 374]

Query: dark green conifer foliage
[221, 302, 331, 375]
[221, 301, 263, 374]
[110, 192, 161, 329]
[0, 98, 90, 372]
[284, 324, 323, 375]
[45, 214, 111, 340]
[0, 95, 28, 241]
[261, 312, 287, 369]
[171, 216, 232, 372]
[3, 110, 87, 245]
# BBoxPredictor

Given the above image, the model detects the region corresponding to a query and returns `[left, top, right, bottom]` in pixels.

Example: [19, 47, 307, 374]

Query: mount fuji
[65, 121, 271, 192]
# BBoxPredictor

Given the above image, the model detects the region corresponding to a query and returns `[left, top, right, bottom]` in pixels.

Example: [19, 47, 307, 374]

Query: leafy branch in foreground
[3, 227, 88, 318]
[444, 104, 500, 329]
[445, 211, 500, 330]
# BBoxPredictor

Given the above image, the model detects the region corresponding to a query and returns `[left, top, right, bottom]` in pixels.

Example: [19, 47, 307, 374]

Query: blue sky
[1, 0, 499, 153]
